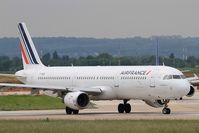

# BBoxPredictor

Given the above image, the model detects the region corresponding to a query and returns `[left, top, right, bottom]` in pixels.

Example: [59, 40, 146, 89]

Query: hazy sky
[0, 0, 199, 38]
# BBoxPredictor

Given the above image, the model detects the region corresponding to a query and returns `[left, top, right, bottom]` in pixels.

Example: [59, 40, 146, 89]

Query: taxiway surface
[0, 92, 199, 120]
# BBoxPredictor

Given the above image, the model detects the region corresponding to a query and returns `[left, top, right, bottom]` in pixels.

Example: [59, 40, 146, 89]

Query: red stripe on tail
[20, 42, 29, 64]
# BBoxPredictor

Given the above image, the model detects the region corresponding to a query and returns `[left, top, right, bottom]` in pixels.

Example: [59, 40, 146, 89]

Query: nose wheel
[162, 99, 171, 114]
[118, 99, 131, 113]
[162, 107, 171, 114]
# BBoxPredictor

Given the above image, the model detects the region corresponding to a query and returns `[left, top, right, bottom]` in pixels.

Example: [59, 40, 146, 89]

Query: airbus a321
[0, 23, 195, 115]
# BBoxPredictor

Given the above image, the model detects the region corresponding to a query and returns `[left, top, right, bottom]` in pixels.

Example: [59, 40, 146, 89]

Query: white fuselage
[16, 65, 190, 100]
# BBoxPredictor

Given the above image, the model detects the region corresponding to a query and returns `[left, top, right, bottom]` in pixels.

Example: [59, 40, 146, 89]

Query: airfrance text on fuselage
[120, 70, 151, 75]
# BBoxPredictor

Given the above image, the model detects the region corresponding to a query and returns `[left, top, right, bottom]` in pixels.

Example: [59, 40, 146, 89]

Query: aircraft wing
[188, 79, 199, 86]
[186, 74, 199, 86]
[68, 87, 102, 95]
[0, 83, 102, 95]
[0, 83, 66, 91]
[186, 74, 199, 81]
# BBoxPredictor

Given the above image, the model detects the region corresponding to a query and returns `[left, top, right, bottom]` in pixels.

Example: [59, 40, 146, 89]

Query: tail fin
[18, 23, 45, 69]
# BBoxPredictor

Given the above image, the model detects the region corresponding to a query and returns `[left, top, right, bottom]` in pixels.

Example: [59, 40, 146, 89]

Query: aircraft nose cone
[178, 80, 191, 96]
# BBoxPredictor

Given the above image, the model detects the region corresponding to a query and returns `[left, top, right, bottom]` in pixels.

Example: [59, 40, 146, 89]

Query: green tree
[52, 51, 60, 60]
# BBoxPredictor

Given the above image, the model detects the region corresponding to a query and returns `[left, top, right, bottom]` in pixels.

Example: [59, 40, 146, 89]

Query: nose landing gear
[162, 99, 171, 114]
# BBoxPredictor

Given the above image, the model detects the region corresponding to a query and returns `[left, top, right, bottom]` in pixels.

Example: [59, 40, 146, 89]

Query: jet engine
[186, 86, 195, 97]
[64, 91, 90, 110]
[144, 99, 164, 108]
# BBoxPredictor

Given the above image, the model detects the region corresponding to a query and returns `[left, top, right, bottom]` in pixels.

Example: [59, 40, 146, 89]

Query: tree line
[0, 51, 199, 72]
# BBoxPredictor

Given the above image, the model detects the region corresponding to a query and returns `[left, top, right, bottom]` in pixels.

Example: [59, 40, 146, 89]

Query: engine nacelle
[144, 99, 164, 108]
[64, 91, 90, 110]
[186, 86, 195, 97]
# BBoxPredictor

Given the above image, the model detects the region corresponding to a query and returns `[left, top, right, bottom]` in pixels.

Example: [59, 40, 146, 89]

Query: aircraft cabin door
[114, 75, 120, 88]
[150, 76, 156, 88]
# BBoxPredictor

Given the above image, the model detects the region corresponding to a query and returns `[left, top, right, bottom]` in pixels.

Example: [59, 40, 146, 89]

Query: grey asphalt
[0, 92, 199, 120]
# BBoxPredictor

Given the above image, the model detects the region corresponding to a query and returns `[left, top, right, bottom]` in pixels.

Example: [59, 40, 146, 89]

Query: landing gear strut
[65, 107, 79, 115]
[162, 99, 171, 114]
[118, 99, 131, 113]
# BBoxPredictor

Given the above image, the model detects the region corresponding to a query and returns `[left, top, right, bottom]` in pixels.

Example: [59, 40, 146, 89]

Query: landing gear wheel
[65, 107, 72, 115]
[73, 110, 79, 114]
[118, 103, 125, 113]
[65, 107, 79, 115]
[162, 99, 171, 114]
[124, 103, 131, 113]
[162, 108, 171, 114]
[118, 100, 131, 113]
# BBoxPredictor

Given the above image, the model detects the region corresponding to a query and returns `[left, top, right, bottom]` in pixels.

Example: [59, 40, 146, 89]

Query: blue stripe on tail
[19, 23, 39, 64]
[18, 24, 33, 64]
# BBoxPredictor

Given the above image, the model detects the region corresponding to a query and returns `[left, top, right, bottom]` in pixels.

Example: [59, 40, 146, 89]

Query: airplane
[0, 23, 195, 115]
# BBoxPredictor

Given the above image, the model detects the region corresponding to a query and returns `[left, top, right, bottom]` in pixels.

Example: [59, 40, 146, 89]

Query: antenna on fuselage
[155, 38, 159, 66]
[118, 44, 121, 66]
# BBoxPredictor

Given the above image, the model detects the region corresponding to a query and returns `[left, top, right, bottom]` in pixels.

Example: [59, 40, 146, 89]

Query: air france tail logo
[120, 70, 152, 75]
[18, 23, 39, 65]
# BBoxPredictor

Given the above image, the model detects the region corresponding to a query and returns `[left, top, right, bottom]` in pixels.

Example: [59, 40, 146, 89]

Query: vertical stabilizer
[18, 23, 45, 69]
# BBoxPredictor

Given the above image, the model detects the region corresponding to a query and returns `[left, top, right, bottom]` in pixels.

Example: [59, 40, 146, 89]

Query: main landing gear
[162, 99, 171, 114]
[118, 99, 131, 113]
[65, 107, 79, 115]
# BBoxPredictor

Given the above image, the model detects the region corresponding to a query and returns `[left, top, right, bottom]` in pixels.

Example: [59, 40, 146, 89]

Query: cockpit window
[168, 75, 172, 79]
[163, 75, 168, 80]
[173, 75, 181, 79]
[180, 75, 186, 79]
[163, 74, 186, 80]
[163, 75, 172, 80]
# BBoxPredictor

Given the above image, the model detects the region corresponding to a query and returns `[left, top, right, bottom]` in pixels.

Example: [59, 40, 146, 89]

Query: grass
[0, 120, 198, 133]
[0, 95, 64, 111]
